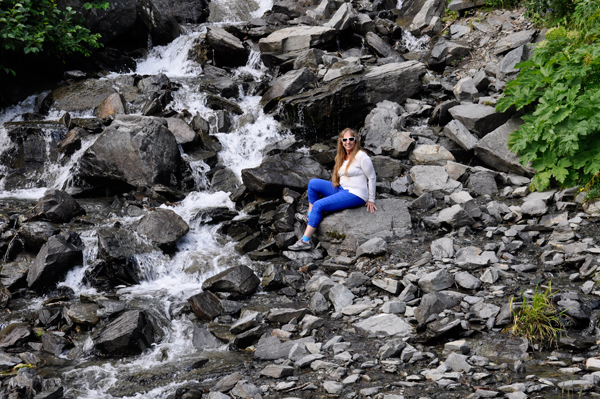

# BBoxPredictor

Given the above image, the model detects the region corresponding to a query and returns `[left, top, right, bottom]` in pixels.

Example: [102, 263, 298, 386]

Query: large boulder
[77, 115, 182, 191]
[93, 310, 155, 356]
[261, 68, 318, 113]
[258, 26, 336, 55]
[41, 78, 118, 114]
[279, 61, 427, 140]
[410, 165, 462, 196]
[201, 265, 260, 296]
[136, 208, 189, 251]
[241, 153, 330, 196]
[362, 101, 405, 155]
[474, 116, 535, 176]
[97, 228, 156, 263]
[448, 104, 511, 138]
[27, 231, 84, 292]
[206, 27, 249, 68]
[316, 198, 412, 243]
[426, 39, 470, 68]
[28, 189, 85, 223]
[409, 0, 445, 34]
[136, 0, 182, 45]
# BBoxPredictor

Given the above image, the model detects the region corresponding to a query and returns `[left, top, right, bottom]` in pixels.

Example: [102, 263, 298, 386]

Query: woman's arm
[360, 152, 377, 212]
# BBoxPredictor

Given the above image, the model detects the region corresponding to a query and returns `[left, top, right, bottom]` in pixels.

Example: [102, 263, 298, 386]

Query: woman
[289, 128, 377, 251]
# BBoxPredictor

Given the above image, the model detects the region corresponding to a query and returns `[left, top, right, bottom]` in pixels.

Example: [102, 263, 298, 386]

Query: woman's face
[342, 131, 356, 154]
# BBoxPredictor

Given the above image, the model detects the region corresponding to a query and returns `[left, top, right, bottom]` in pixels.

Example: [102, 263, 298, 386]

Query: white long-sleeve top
[339, 150, 377, 203]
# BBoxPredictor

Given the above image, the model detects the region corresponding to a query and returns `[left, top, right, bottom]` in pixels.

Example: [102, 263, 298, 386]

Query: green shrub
[522, 0, 575, 25]
[497, 0, 600, 193]
[485, 0, 519, 9]
[0, 0, 108, 75]
[505, 283, 566, 348]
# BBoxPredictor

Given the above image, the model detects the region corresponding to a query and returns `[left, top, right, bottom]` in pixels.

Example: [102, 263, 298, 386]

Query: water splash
[208, 0, 273, 22]
[402, 29, 430, 52]
[136, 30, 205, 77]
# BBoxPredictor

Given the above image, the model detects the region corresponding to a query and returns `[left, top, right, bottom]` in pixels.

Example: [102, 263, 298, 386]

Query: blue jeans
[307, 179, 365, 228]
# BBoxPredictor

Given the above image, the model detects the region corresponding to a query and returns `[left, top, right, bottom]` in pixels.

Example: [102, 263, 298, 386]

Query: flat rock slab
[254, 335, 315, 360]
[317, 198, 411, 243]
[258, 26, 336, 55]
[354, 314, 413, 336]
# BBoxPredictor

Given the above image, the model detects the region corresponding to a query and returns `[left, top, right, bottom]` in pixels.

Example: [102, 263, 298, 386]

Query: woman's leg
[305, 190, 365, 238]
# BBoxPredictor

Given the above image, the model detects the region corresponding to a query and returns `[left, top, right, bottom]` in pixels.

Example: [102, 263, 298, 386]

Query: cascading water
[0, 0, 285, 396]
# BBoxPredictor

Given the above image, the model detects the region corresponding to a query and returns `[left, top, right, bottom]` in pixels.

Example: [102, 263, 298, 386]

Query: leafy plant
[497, 0, 600, 193]
[505, 283, 566, 349]
[0, 0, 108, 75]
[522, 0, 575, 25]
[485, 0, 519, 9]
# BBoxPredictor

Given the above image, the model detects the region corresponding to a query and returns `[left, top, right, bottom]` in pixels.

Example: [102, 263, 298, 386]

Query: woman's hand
[366, 201, 377, 213]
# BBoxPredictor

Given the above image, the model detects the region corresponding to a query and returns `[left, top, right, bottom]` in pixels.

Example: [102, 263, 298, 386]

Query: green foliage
[505, 283, 566, 349]
[0, 0, 107, 75]
[497, 0, 600, 193]
[485, 0, 519, 9]
[522, 0, 575, 25]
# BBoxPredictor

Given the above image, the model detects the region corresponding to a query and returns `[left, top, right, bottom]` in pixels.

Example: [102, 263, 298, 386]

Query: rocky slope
[1, 0, 600, 398]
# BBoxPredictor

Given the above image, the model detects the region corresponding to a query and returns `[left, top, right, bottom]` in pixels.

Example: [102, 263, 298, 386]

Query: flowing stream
[0, 0, 287, 397]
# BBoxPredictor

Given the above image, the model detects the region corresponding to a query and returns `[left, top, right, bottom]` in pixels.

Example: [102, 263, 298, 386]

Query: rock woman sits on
[289, 127, 377, 251]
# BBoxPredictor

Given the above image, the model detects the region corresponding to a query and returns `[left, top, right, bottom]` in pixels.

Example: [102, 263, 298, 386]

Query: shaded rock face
[241, 153, 331, 196]
[26, 231, 84, 292]
[201, 265, 260, 296]
[281, 61, 427, 141]
[206, 26, 250, 68]
[93, 310, 155, 356]
[77, 115, 182, 192]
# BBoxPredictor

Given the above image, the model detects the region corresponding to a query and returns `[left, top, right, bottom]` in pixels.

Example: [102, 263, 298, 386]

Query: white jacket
[339, 150, 376, 203]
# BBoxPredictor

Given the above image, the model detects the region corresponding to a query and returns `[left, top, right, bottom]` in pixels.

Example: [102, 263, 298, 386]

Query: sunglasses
[341, 137, 356, 142]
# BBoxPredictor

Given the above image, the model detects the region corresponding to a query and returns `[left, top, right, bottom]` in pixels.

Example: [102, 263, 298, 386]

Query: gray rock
[372, 278, 402, 295]
[443, 119, 478, 150]
[448, 0, 485, 11]
[187, 291, 223, 321]
[242, 153, 330, 196]
[399, 283, 418, 302]
[347, 272, 370, 288]
[28, 189, 85, 223]
[27, 231, 84, 292]
[323, 381, 343, 394]
[409, 144, 455, 166]
[431, 237, 455, 259]
[438, 204, 475, 227]
[210, 168, 241, 194]
[311, 292, 329, 314]
[192, 325, 223, 350]
[498, 45, 529, 80]
[454, 271, 482, 290]
[165, 117, 196, 147]
[521, 199, 548, 216]
[136, 208, 189, 251]
[378, 339, 407, 359]
[230, 311, 262, 334]
[468, 171, 498, 196]
[453, 77, 479, 102]
[445, 352, 472, 372]
[371, 155, 405, 179]
[474, 116, 535, 176]
[472, 301, 500, 319]
[354, 314, 413, 336]
[317, 198, 412, 243]
[494, 30, 536, 55]
[93, 310, 154, 356]
[258, 26, 336, 55]
[328, 283, 355, 312]
[260, 364, 294, 378]
[267, 308, 308, 324]
[362, 101, 405, 155]
[293, 49, 324, 70]
[427, 38, 470, 67]
[254, 335, 314, 360]
[356, 237, 388, 257]
[77, 115, 181, 189]
[261, 68, 318, 112]
[206, 26, 248, 67]
[410, 165, 462, 196]
[410, 0, 445, 34]
[211, 372, 242, 392]
[381, 301, 406, 314]
[550, 221, 575, 242]
[414, 292, 460, 324]
[0, 323, 31, 348]
[202, 265, 260, 296]
[455, 246, 490, 269]
[325, 2, 358, 30]
[448, 104, 511, 138]
[365, 32, 401, 59]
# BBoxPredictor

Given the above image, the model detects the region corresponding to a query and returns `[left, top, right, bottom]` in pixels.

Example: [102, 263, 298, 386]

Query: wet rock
[137, 0, 182, 45]
[27, 231, 84, 292]
[188, 291, 223, 321]
[211, 372, 242, 392]
[18, 222, 59, 252]
[202, 265, 260, 296]
[28, 189, 85, 223]
[192, 325, 223, 350]
[67, 302, 100, 326]
[93, 310, 155, 357]
[0, 323, 31, 348]
[474, 116, 535, 176]
[42, 332, 70, 356]
[41, 79, 118, 113]
[475, 335, 529, 360]
[241, 153, 330, 196]
[77, 115, 181, 191]
[210, 169, 242, 194]
[165, 117, 196, 148]
[136, 208, 189, 251]
[206, 26, 249, 68]
[97, 92, 126, 119]
[354, 314, 413, 336]
[97, 228, 155, 263]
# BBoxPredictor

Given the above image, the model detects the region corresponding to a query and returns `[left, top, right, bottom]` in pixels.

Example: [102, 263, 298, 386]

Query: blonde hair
[332, 128, 362, 187]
